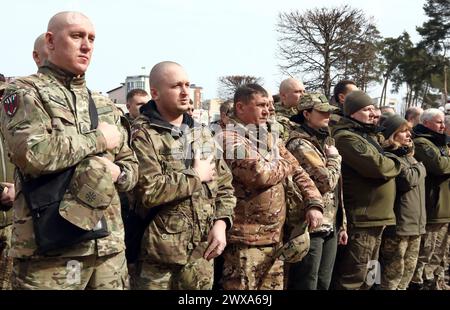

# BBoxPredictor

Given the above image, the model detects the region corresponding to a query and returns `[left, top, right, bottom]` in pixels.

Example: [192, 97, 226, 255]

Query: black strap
[87, 89, 98, 130]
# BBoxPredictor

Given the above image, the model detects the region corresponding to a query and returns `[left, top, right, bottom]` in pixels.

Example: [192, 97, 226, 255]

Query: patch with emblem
[354, 142, 368, 154]
[3, 93, 18, 117]
[423, 145, 436, 159]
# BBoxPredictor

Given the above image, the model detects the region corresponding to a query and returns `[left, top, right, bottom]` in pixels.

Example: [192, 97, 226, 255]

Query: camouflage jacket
[275, 102, 298, 142]
[216, 117, 323, 246]
[0, 62, 139, 258]
[131, 101, 235, 265]
[286, 124, 346, 235]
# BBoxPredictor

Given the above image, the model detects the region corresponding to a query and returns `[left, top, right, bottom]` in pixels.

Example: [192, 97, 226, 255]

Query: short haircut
[272, 94, 280, 103]
[233, 83, 268, 105]
[149, 61, 181, 88]
[333, 80, 356, 103]
[405, 107, 421, 121]
[126, 88, 148, 102]
[420, 108, 444, 123]
[0, 73, 5, 82]
[220, 100, 234, 116]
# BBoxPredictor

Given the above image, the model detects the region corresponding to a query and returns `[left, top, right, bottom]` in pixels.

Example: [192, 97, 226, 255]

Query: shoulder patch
[3, 93, 19, 117]
[423, 144, 436, 158]
[353, 142, 368, 154]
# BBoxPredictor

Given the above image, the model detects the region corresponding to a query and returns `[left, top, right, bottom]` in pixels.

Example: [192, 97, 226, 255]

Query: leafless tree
[277, 5, 380, 97]
[217, 75, 263, 99]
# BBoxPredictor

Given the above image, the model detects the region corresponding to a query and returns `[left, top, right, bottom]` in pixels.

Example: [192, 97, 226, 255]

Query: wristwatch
[117, 169, 128, 185]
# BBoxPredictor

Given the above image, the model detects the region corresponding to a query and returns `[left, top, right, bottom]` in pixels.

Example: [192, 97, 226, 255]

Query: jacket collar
[38, 61, 86, 89]
[140, 100, 197, 137]
[227, 116, 275, 156]
[413, 124, 447, 147]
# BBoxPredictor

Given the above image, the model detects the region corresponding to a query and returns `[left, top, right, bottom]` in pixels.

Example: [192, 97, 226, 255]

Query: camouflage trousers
[379, 234, 421, 290]
[12, 251, 129, 290]
[221, 243, 284, 290]
[411, 223, 448, 289]
[333, 226, 384, 290]
[0, 224, 12, 290]
[430, 223, 449, 289]
[134, 258, 214, 290]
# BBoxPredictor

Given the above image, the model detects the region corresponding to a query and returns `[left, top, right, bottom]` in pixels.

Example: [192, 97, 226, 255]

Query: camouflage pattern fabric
[429, 223, 449, 289]
[12, 251, 129, 290]
[411, 223, 446, 288]
[275, 103, 298, 142]
[380, 234, 421, 290]
[221, 243, 284, 290]
[135, 244, 214, 290]
[333, 226, 384, 290]
[215, 117, 323, 246]
[0, 225, 12, 290]
[0, 63, 139, 260]
[131, 101, 235, 289]
[286, 126, 343, 235]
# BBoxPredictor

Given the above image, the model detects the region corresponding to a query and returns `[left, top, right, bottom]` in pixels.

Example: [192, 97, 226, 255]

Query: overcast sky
[1, 0, 428, 101]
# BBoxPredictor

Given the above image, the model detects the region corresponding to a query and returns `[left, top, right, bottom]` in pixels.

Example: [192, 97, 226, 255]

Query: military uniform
[378, 147, 427, 289]
[285, 93, 345, 290]
[0, 80, 16, 290]
[131, 100, 235, 290]
[410, 124, 450, 289]
[216, 117, 323, 290]
[0, 62, 139, 289]
[332, 116, 402, 290]
[275, 102, 298, 142]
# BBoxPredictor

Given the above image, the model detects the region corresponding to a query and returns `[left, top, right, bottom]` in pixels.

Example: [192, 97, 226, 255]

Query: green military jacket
[332, 117, 402, 228]
[413, 124, 450, 224]
[0, 80, 15, 228]
[0, 129, 15, 230]
[131, 101, 235, 265]
[383, 148, 427, 236]
[0, 62, 139, 258]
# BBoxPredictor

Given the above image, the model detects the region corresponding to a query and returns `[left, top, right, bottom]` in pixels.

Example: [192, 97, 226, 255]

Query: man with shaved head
[130, 61, 235, 289]
[32, 33, 48, 68]
[275, 77, 306, 141]
[0, 11, 138, 289]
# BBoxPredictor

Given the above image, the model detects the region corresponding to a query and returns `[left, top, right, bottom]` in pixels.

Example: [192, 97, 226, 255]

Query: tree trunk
[444, 65, 448, 105]
[380, 76, 389, 106]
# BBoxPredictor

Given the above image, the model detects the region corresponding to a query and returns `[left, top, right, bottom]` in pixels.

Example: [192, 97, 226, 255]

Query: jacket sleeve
[213, 157, 236, 228]
[414, 139, 450, 176]
[221, 132, 293, 189]
[279, 143, 324, 211]
[110, 113, 139, 192]
[335, 132, 401, 179]
[388, 154, 426, 192]
[287, 137, 341, 194]
[132, 125, 203, 209]
[0, 85, 106, 178]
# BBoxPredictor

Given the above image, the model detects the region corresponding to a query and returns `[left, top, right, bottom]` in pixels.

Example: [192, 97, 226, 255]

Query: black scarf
[413, 124, 447, 147]
[140, 100, 195, 133]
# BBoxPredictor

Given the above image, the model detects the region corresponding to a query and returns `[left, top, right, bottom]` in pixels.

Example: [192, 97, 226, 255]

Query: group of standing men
[0, 11, 449, 291]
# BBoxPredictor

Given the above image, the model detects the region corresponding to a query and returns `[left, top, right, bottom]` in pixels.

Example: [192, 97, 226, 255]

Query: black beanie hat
[343, 91, 374, 116]
[380, 114, 408, 139]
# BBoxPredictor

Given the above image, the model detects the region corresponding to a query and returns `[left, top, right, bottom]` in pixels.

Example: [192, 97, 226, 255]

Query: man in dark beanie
[331, 90, 402, 290]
